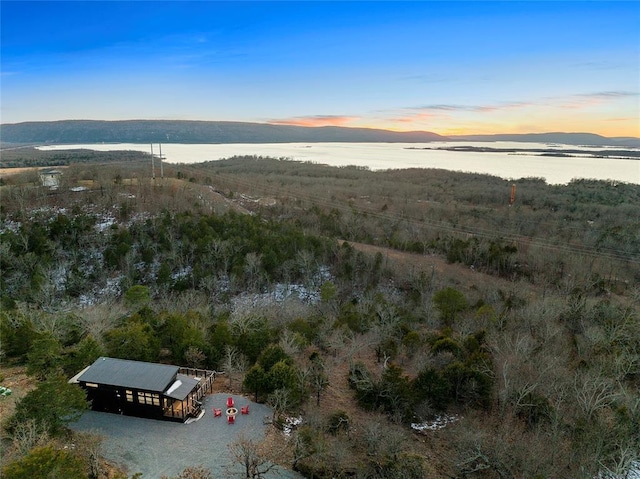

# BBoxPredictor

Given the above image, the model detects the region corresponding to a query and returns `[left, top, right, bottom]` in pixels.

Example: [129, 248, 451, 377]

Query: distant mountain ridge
[450, 132, 640, 148]
[1, 120, 637, 147]
[0, 120, 447, 145]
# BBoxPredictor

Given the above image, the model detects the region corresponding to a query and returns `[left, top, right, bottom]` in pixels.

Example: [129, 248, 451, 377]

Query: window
[85, 383, 98, 388]
[126, 390, 133, 402]
[137, 392, 160, 406]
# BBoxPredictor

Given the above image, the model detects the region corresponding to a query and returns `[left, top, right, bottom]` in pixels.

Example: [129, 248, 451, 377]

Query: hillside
[451, 132, 640, 147]
[0, 120, 447, 145]
[2, 120, 637, 147]
[1, 157, 638, 479]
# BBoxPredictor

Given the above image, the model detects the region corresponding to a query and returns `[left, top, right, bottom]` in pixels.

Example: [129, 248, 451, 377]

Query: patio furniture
[227, 396, 234, 408]
[241, 405, 249, 415]
[227, 414, 235, 424]
[213, 408, 222, 417]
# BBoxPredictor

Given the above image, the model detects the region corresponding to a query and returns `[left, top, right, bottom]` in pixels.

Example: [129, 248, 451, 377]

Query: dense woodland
[0, 152, 639, 479]
[0, 147, 151, 169]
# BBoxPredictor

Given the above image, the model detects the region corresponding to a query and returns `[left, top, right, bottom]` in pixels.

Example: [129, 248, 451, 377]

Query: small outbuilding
[71, 357, 215, 422]
[39, 169, 62, 188]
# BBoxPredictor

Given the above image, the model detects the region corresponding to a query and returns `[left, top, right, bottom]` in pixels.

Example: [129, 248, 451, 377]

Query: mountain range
[1, 120, 638, 147]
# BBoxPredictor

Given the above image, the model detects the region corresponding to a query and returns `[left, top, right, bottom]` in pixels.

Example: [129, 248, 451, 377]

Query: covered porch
[163, 367, 216, 422]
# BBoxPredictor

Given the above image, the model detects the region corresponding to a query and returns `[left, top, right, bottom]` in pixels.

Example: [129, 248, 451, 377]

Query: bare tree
[370, 302, 401, 363]
[573, 373, 617, 421]
[73, 431, 103, 479]
[184, 346, 206, 369]
[244, 252, 263, 292]
[598, 442, 640, 479]
[296, 249, 317, 287]
[227, 432, 279, 479]
[79, 301, 127, 339]
[222, 345, 247, 390]
[268, 388, 292, 422]
[340, 329, 376, 370]
[7, 419, 50, 460]
[278, 329, 304, 357]
[308, 355, 329, 406]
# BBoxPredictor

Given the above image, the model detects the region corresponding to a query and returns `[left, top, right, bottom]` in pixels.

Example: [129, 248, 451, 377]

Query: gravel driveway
[70, 393, 300, 478]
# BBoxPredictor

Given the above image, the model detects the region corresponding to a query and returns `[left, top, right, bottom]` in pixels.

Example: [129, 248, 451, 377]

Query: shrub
[5, 375, 88, 436]
[2, 445, 87, 479]
[432, 287, 468, 325]
[412, 367, 451, 411]
[515, 392, 552, 428]
[327, 410, 350, 435]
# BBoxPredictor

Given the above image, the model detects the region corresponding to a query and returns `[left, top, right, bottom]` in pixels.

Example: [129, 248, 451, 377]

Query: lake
[38, 142, 640, 185]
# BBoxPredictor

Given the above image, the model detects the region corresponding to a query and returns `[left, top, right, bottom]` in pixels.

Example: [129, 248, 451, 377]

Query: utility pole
[151, 144, 156, 179]
[159, 143, 164, 179]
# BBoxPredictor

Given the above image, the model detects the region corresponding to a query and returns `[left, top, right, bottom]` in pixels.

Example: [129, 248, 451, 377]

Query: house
[39, 169, 62, 188]
[70, 357, 215, 422]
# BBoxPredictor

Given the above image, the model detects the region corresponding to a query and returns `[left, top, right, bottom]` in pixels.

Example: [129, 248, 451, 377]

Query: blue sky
[2, 1, 638, 136]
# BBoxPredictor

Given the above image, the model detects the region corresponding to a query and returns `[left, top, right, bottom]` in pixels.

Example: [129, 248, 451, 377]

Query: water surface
[39, 142, 640, 185]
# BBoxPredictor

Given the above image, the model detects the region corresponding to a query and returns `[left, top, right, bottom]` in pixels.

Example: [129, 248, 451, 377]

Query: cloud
[386, 112, 438, 124]
[555, 90, 638, 109]
[408, 101, 532, 114]
[268, 89, 638, 134]
[574, 90, 638, 99]
[385, 101, 534, 125]
[406, 91, 637, 116]
[268, 115, 357, 127]
[604, 117, 637, 122]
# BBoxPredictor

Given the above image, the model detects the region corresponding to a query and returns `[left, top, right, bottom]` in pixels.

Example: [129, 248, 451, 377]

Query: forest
[0, 147, 151, 169]
[0, 152, 638, 479]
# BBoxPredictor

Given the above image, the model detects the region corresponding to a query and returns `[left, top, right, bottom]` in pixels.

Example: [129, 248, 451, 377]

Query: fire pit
[226, 407, 238, 417]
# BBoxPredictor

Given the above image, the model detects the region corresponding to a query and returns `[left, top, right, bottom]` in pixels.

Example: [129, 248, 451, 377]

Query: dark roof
[165, 374, 200, 401]
[77, 357, 179, 393]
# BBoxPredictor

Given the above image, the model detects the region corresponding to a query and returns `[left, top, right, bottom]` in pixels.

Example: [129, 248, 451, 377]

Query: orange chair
[213, 408, 222, 417]
[241, 405, 249, 415]
[227, 397, 234, 408]
[227, 414, 235, 424]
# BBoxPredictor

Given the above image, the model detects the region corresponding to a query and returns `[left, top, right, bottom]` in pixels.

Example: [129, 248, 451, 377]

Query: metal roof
[165, 374, 201, 401]
[77, 357, 179, 393]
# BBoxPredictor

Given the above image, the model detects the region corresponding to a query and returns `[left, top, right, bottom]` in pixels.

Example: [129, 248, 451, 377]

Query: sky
[1, 1, 639, 137]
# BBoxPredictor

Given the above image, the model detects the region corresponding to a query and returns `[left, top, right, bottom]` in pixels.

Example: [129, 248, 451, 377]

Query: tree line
[0, 147, 151, 170]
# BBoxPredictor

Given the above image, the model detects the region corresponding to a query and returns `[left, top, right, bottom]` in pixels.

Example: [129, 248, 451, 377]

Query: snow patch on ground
[172, 265, 193, 281]
[283, 416, 303, 437]
[29, 206, 67, 220]
[0, 219, 21, 234]
[411, 414, 461, 432]
[50, 265, 68, 293]
[95, 215, 116, 232]
[127, 211, 152, 226]
[597, 463, 640, 479]
[231, 284, 318, 313]
[231, 267, 333, 311]
[78, 275, 123, 307]
[273, 283, 320, 303]
[77, 249, 103, 277]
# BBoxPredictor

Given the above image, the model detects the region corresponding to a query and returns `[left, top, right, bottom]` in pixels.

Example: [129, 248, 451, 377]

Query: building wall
[40, 173, 61, 188]
[82, 382, 166, 420]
